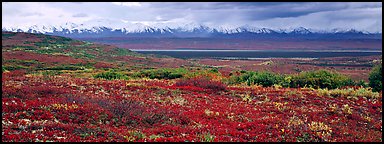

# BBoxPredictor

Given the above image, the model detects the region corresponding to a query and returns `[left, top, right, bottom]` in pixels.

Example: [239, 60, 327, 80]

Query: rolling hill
[2, 32, 193, 72]
[3, 22, 382, 51]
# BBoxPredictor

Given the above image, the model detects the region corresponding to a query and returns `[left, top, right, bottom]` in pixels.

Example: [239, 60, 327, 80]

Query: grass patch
[317, 87, 380, 99]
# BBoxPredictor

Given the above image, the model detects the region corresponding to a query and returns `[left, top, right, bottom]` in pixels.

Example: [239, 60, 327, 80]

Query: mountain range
[2, 22, 381, 39]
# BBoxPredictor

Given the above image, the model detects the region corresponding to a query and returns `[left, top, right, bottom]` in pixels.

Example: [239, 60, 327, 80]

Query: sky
[2, 2, 382, 33]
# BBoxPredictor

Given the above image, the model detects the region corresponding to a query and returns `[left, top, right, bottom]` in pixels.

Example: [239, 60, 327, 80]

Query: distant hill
[2, 32, 192, 72]
[3, 22, 382, 51]
[2, 22, 381, 39]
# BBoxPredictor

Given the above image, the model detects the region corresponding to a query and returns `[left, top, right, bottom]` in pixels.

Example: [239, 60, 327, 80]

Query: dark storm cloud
[150, 2, 380, 20]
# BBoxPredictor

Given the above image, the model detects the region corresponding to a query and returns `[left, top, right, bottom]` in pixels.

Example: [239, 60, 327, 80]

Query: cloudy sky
[2, 2, 382, 32]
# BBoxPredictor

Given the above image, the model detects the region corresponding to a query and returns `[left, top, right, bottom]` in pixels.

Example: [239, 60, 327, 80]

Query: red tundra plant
[2, 70, 382, 142]
[2, 69, 28, 81]
[174, 77, 227, 93]
[93, 62, 116, 69]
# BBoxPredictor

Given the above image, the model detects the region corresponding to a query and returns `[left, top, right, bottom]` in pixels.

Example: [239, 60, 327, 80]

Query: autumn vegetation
[2, 32, 382, 142]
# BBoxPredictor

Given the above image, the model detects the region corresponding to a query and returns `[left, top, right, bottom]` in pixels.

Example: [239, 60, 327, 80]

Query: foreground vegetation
[2, 69, 382, 142]
[2, 32, 382, 142]
[90, 67, 380, 92]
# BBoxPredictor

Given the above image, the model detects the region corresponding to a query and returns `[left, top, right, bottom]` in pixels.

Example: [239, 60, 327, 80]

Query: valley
[79, 37, 382, 51]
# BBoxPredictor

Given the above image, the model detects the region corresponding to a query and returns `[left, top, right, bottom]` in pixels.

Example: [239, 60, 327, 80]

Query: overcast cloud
[2, 2, 382, 32]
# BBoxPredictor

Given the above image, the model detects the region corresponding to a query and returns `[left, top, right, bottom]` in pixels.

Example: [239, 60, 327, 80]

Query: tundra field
[2, 32, 382, 142]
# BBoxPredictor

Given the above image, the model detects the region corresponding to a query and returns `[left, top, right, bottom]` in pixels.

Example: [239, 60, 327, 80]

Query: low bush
[289, 70, 355, 89]
[356, 80, 368, 88]
[317, 87, 380, 99]
[227, 71, 282, 87]
[133, 68, 185, 79]
[249, 71, 283, 87]
[227, 69, 357, 89]
[175, 77, 227, 92]
[369, 64, 382, 92]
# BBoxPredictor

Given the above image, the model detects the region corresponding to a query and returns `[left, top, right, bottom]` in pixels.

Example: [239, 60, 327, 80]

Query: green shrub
[290, 70, 355, 89]
[369, 65, 382, 92]
[280, 76, 292, 88]
[226, 69, 356, 89]
[210, 68, 219, 73]
[356, 80, 368, 88]
[225, 71, 250, 85]
[248, 71, 283, 87]
[133, 68, 185, 79]
[227, 71, 283, 87]
[94, 71, 128, 80]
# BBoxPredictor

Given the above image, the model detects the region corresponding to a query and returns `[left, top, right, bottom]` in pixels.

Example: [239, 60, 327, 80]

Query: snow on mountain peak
[290, 27, 312, 34]
[2, 21, 379, 36]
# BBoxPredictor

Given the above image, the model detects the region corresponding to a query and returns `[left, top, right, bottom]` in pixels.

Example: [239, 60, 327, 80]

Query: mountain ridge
[2, 22, 381, 39]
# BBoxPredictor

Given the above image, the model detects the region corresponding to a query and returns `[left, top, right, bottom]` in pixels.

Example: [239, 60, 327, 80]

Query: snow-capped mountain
[2, 22, 381, 39]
